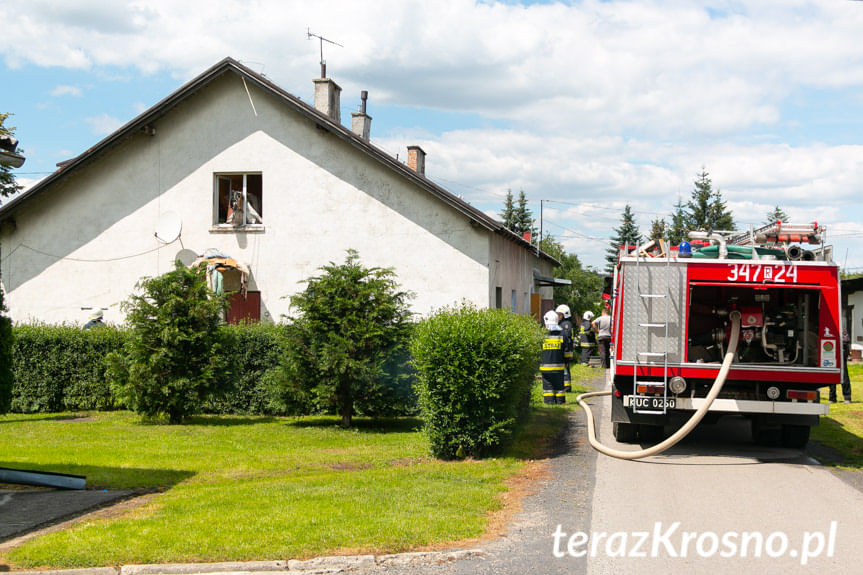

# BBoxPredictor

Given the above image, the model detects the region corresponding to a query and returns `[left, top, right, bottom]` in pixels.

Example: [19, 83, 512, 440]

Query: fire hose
[575, 311, 741, 460]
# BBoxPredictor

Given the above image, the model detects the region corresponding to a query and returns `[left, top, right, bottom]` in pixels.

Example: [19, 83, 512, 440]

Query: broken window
[215, 173, 263, 226]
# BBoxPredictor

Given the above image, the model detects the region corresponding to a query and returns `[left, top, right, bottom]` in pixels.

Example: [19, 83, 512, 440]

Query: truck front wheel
[613, 422, 639, 444]
[781, 424, 810, 449]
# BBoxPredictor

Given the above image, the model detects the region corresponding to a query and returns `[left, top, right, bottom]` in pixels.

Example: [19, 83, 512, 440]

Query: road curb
[10, 550, 484, 575]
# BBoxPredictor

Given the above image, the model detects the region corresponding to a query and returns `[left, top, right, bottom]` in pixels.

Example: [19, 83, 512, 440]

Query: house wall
[0, 72, 522, 325]
[488, 232, 554, 314]
[848, 290, 863, 346]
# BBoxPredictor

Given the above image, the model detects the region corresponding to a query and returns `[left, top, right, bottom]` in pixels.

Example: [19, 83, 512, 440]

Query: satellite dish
[175, 248, 199, 267]
[155, 211, 182, 243]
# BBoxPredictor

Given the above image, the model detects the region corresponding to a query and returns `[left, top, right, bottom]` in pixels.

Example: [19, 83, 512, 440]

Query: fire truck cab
[609, 223, 841, 448]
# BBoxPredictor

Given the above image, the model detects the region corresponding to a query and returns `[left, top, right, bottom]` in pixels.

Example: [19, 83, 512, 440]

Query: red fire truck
[608, 222, 841, 448]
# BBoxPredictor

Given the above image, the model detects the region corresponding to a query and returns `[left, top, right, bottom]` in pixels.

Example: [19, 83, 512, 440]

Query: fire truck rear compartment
[687, 284, 820, 367]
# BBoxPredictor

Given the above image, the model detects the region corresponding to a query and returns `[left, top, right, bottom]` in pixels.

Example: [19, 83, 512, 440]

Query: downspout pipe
[689, 231, 728, 259]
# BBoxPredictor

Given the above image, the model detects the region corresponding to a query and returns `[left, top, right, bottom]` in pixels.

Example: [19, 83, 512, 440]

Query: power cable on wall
[12, 239, 176, 263]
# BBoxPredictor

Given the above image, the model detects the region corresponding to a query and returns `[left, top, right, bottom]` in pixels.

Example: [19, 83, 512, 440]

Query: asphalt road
[372, 372, 863, 575]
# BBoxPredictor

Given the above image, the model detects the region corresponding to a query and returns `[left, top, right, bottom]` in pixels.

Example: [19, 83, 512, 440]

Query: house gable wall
[1, 72, 496, 324]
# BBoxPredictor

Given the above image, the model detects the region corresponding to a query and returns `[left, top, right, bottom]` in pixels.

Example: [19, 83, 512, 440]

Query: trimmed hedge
[12, 325, 126, 412]
[410, 304, 544, 459]
[204, 323, 290, 415]
[10, 323, 414, 417]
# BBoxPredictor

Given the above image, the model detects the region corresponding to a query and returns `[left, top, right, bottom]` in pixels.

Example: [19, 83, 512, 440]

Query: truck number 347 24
[726, 263, 798, 283]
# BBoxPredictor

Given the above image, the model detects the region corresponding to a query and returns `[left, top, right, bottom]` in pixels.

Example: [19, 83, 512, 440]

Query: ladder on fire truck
[631, 244, 671, 415]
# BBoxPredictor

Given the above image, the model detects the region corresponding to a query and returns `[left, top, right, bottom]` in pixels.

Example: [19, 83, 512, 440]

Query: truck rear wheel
[613, 422, 638, 444]
[781, 424, 810, 449]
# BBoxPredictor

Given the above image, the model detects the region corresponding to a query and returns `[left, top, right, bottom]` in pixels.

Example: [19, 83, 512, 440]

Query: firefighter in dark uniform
[579, 311, 596, 365]
[541, 310, 566, 404]
[556, 304, 574, 392]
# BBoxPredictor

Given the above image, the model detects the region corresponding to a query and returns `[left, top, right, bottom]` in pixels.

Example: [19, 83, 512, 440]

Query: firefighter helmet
[555, 304, 571, 319]
[583, 311, 595, 320]
[543, 310, 559, 330]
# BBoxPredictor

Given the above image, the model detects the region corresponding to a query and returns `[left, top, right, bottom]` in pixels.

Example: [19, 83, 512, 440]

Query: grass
[810, 363, 863, 470]
[0, 374, 598, 569]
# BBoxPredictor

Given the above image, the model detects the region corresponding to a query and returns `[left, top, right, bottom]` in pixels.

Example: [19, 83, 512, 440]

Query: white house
[0, 58, 560, 325]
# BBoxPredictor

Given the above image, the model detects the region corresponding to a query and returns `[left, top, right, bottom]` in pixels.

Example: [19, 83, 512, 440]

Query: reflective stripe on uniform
[539, 365, 565, 371]
[543, 392, 555, 397]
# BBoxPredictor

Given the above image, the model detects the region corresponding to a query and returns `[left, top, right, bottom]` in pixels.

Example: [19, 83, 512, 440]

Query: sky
[2, 0, 863, 271]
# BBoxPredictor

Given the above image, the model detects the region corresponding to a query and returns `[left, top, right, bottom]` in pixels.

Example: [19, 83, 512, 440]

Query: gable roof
[0, 57, 557, 265]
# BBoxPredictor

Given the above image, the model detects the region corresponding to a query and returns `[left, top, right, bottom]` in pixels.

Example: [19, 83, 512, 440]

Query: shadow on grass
[180, 415, 278, 426]
[810, 416, 863, 469]
[0, 462, 195, 490]
[285, 416, 423, 433]
[0, 414, 91, 424]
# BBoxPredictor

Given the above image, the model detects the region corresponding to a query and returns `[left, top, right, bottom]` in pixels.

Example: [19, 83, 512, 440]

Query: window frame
[212, 172, 263, 229]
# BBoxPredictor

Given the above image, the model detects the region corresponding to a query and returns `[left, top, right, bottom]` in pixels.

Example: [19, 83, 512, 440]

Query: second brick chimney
[407, 145, 426, 176]
[351, 90, 371, 140]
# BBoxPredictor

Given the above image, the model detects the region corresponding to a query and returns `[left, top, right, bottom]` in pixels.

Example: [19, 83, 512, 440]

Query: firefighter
[540, 310, 566, 404]
[593, 307, 612, 369]
[579, 311, 596, 366]
[556, 304, 574, 392]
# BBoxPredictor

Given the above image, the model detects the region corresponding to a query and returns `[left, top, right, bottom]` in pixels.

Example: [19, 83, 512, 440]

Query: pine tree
[668, 197, 688, 246]
[513, 190, 536, 238]
[685, 168, 735, 232]
[500, 189, 516, 231]
[649, 218, 667, 242]
[764, 205, 789, 226]
[605, 204, 642, 273]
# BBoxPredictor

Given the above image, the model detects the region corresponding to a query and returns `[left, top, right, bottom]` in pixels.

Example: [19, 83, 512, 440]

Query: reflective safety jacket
[559, 318, 574, 360]
[578, 319, 596, 347]
[540, 329, 566, 373]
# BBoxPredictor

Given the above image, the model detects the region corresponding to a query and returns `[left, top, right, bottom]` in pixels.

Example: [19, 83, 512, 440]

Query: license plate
[631, 396, 676, 410]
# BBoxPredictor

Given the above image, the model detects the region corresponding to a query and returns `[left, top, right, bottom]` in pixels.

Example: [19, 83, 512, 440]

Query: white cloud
[84, 113, 124, 135]
[3, 0, 863, 269]
[50, 84, 83, 97]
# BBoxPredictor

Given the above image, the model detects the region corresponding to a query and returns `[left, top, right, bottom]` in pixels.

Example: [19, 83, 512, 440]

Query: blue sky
[3, 0, 863, 271]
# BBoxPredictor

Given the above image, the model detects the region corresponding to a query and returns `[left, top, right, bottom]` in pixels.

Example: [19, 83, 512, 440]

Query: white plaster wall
[848, 290, 863, 345]
[0, 73, 498, 325]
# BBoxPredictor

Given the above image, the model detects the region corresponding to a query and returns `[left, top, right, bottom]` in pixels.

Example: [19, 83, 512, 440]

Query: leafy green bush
[11, 325, 126, 413]
[410, 304, 543, 459]
[273, 250, 415, 427]
[109, 262, 228, 423]
[0, 285, 13, 414]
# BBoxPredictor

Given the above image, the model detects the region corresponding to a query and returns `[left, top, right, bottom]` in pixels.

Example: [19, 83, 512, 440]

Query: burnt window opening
[215, 173, 262, 226]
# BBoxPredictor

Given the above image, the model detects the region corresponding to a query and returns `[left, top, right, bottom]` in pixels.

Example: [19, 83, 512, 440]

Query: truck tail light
[787, 390, 817, 402]
[636, 384, 665, 395]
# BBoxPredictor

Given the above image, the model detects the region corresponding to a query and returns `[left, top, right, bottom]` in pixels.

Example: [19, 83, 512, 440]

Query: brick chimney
[351, 90, 371, 140]
[313, 71, 342, 123]
[407, 145, 426, 176]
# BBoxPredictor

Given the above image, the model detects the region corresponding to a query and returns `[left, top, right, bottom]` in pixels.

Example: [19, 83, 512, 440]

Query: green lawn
[0, 378, 594, 569]
[811, 363, 863, 470]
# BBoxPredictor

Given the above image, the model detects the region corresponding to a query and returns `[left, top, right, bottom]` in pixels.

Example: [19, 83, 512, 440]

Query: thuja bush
[108, 262, 228, 423]
[273, 250, 415, 427]
[410, 304, 543, 459]
[0, 285, 12, 414]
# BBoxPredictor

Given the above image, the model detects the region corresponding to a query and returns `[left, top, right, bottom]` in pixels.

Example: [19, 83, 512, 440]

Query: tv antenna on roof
[307, 28, 343, 78]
